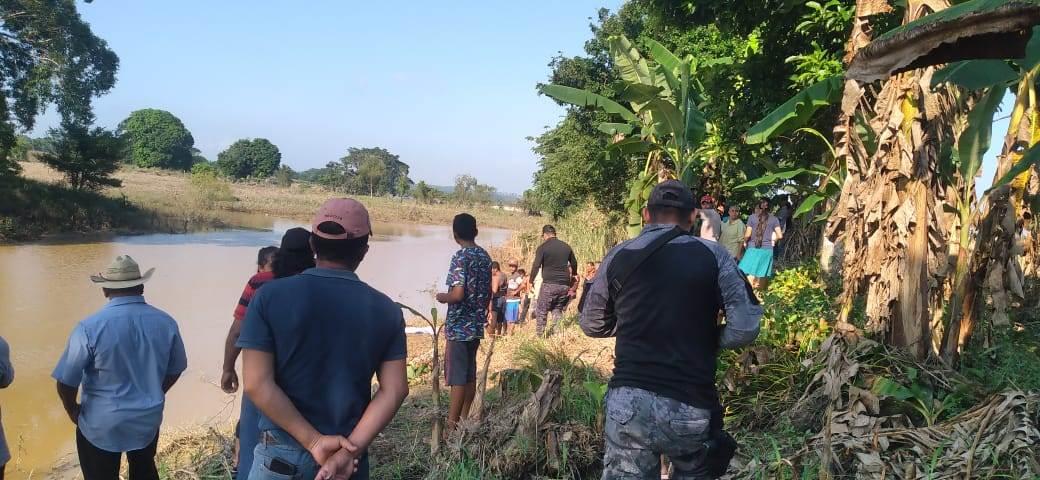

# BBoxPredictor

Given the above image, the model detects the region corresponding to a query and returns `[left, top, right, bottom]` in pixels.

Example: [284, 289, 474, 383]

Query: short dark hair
[258, 246, 278, 267]
[518, 268, 526, 275]
[311, 221, 369, 265]
[103, 285, 144, 296]
[647, 205, 693, 223]
[491, 261, 501, 270]
[542, 225, 556, 235]
[453, 213, 478, 241]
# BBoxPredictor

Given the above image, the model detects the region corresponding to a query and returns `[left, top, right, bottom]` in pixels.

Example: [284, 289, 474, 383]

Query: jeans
[535, 283, 571, 335]
[249, 429, 370, 480]
[237, 395, 260, 480]
[602, 387, 714, 479]
[76, 428, 159, 480]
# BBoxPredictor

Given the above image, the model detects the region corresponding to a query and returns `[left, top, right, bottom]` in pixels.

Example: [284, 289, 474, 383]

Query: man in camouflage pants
[581, 181, 762, 479]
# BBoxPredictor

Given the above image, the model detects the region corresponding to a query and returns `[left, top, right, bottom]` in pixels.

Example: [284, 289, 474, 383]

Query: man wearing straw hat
[52, 255, 187, 480]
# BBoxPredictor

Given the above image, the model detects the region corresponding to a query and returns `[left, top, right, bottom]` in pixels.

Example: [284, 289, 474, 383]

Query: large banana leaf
[608, 35, 655, 86]
[744, 75, 844, 144]
[606, 136, 653, 155]
[645, 38, 681, 76]
[735, 168, 816, 189]
[683, 91, 706, 148]
[931, 60, 1018, 90]
[656, 63, 680, 99]
[988, 141, 1040, 192]
[957, 86, 1006, 183]
[848, 0, 1040, 81]
[1024, 26, 1040, 69]
[618, 84, 665, 104]
[597, 123, 635, 136]
[539, 84, 639, 123]
[639, 99, 685, 146]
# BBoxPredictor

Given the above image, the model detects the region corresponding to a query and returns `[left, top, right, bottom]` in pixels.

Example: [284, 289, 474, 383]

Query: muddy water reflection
[0, 220, 509, 478]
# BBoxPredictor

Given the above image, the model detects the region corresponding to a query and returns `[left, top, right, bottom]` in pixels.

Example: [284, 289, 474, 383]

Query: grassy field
[5, 162, 540, 242]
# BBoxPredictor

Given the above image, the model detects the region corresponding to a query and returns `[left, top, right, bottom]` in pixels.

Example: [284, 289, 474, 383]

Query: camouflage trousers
[602, 386, 714, 479]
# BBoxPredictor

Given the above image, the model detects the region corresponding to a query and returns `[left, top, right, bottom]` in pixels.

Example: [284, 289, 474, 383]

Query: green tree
[0, 0, 118, 177]
[336, 147, 411, 196]
[412, 181, 438, 203]
[395, 175, 412, 197]
[452, 174, 496, 205]
[273, 164, 294, 187]
[118, 109, 195, 170]
[216, 138, 282, 179]
[453, 174, 479, 204]
[357, 156, 386, 195]
[40, 124, 124, 191]
[531, 1, 858, 218]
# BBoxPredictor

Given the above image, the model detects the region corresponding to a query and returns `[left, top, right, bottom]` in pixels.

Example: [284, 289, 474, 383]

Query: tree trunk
[828, 0, 957, 359]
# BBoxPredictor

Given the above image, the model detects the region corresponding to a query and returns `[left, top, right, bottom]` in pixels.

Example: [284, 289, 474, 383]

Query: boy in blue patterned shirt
[436, 213, 492, 432]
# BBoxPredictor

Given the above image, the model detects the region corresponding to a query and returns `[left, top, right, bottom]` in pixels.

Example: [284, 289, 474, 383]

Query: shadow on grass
[0, 176, 221, 242]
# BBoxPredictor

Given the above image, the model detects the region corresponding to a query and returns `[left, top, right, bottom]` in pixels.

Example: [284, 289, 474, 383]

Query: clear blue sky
[34, 1, 1010, 195]
[32, 0, 623, 193]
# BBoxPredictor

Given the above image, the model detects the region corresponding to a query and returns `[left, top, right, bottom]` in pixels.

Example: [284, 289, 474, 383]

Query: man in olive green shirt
[720, 205, 745, 260]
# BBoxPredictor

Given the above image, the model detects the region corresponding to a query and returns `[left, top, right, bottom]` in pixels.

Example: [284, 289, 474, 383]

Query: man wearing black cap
[580, 180, 762, 479]
[529, 224, 579, 336]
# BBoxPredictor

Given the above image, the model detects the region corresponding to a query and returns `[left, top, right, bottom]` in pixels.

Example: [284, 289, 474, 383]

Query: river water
[0, 218, 509, 478]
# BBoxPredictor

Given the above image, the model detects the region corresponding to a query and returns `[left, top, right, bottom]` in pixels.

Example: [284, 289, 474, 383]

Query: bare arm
[350, 359, 408, 451]
[772, 225, 784, 242]
[56, 381, 80, 425]
[436, 285, 464, 304]
[221, 318, 244, 393]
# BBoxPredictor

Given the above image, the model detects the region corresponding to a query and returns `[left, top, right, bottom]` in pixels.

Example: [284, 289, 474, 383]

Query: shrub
[759, 262, 833, 353]
[190, 169, 235, 208]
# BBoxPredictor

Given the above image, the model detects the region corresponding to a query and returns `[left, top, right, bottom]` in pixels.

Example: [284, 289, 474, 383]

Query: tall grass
[503, 202, 625, 266]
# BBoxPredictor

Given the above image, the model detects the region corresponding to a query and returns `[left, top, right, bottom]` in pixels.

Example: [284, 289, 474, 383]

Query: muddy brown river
[0, 219, 509, 478]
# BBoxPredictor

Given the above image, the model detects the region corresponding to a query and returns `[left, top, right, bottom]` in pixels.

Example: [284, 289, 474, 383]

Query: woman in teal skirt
[739, 198, 785, 290]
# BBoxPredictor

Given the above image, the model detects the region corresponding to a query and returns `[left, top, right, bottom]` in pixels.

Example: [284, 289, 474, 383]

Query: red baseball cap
[700, 194, 715, 204]
[311, 198, 372, 240]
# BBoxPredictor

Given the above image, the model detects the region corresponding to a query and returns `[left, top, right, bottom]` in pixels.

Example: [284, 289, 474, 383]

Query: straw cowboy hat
[89, 255, 155, 288]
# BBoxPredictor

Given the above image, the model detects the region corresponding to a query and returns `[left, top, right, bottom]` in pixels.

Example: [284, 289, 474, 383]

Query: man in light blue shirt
[52, 255, 187, 480]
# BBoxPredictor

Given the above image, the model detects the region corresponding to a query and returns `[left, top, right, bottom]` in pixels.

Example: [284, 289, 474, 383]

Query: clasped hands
[309, 435, 362, 480]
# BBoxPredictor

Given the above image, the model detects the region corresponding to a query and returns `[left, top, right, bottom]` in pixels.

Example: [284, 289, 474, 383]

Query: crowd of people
[0, 188, 801, 480]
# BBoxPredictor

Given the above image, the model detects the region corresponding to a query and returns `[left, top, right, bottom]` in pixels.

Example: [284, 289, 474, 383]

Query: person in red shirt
[221, 227, 313, 479]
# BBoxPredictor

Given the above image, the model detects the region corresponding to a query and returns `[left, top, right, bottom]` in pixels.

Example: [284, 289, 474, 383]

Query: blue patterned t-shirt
[444, 246, 492, 341]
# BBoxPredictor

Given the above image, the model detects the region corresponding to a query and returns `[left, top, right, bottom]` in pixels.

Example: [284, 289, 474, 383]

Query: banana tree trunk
[828, 0, 957, 360]
[944, 77, 1038, 361]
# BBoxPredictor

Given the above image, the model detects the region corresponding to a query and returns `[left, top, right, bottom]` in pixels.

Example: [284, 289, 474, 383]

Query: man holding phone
[239, 198, 409, 480]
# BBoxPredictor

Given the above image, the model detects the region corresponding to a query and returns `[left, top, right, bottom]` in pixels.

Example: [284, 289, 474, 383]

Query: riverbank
[2, 162, 539, 242]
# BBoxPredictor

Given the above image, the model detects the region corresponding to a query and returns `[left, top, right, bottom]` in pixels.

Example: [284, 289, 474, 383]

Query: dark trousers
[77, 428, 160, 480]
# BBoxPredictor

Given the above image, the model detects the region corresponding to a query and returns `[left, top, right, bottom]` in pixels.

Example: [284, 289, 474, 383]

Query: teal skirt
[739, 247, 775, 278]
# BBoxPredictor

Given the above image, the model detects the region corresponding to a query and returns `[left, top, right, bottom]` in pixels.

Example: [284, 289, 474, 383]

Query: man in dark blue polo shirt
[238, 198, 409, 480]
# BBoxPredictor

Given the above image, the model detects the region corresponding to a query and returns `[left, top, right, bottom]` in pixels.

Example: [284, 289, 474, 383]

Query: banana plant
[739, 75, 846, 220]
[540, 35, 708, 236]
[930, 28, 1040, 361]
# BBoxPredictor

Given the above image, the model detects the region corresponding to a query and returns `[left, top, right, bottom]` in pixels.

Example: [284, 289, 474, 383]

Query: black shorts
[445, 339, 480, 386]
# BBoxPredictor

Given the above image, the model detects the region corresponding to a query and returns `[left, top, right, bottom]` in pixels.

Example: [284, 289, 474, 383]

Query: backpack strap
[607, 226, 686, 297]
